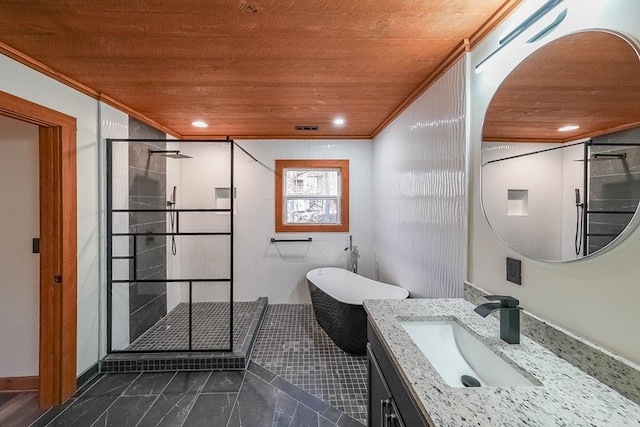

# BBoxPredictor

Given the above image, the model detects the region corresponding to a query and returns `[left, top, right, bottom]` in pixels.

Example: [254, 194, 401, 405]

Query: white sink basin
[400, 320, 535, 388]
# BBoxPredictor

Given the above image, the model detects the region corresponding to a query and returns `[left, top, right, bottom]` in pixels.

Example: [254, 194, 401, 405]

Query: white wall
[482, 141, 587, 261]
[232, 139, 374, 304]
[166, 140, 376, 306]
[372, 59, 467, 298]
[0, 115, 39, 377]
[0, 54, 101, 376]
[163, 139, 374, 306]
[469, 0, 640, 363]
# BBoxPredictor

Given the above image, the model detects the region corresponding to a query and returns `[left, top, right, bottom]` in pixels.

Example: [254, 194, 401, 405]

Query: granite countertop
[364, 298, 640, 426]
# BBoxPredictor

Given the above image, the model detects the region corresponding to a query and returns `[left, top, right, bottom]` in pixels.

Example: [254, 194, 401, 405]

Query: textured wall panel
[100, 103, 130, 350]
[373, 59, 466, 298]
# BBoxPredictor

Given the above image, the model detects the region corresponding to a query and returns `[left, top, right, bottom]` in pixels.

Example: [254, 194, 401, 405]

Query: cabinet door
[368, 320, 429, 427]
[385, 398, 406, 427]
[368, 343, 391, 427]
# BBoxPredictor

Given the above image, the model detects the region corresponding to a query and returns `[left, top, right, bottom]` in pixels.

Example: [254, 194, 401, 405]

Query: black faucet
[474, 295, 520, 344]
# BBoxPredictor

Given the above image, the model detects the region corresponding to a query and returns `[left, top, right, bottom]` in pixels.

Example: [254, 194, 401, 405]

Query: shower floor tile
[126, 300, 258, 351]
[250, 304, 368, 425]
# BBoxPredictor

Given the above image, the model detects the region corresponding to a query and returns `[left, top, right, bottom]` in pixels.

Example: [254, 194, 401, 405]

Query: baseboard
[77, 363, 100, 390]
[0, 376, 38, 393]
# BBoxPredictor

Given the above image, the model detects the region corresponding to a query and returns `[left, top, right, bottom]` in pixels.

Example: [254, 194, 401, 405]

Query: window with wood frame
[275, 159, 349, 232]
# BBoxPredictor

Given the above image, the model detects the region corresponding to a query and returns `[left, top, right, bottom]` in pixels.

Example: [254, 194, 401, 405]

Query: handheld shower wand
[168, 186, 177, 255]
[574, 188, 584, 256]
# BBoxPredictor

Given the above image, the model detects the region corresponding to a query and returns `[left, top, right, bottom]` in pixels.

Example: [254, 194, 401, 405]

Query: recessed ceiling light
[333, 117, 345, 126]
[192, 121, 208, 128]
[558, 125, 579, 132]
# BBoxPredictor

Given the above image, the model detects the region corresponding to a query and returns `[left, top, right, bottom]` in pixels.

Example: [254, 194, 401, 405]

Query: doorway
[0, 90, 77, 408]
[0, 115, 39, 390]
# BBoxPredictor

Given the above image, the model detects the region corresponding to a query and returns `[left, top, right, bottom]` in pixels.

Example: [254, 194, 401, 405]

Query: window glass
[284, 169, 339, 197]
[286, 198, 339, 224]
[275, 160, 349, 232]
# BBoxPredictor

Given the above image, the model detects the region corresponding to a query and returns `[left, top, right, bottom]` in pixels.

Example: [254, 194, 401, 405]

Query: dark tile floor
[30, 303, 368, 427]
[102, 298, 268, 373]
[31, 366, 364, 427]
[251, 305, 368, 424]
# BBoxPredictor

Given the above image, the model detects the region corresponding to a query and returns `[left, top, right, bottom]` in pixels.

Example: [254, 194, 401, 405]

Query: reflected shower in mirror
[481, 31, 640, 261]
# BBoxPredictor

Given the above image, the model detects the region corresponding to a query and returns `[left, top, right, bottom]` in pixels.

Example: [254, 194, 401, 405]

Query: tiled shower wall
[165, 141, 233, 307]
[232, 139, 374, 303]
[588, 127, 640, 254]
[127, 118, 168, 342]
[481, 142, 565, 261]
[372, 59, 467, 298]
[160, 139, 373, 305]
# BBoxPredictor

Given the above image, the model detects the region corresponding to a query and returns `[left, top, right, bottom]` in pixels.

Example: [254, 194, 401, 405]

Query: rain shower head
[148, 149, 193, 159]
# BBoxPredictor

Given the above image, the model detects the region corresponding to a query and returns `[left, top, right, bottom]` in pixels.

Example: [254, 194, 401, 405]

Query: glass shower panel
[173, 211, 231, 234]
[107, 138, 234, 353]
[172, 235, 231, 281]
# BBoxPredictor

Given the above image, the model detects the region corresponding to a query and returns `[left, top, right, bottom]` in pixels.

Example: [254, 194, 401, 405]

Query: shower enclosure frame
[484, 138, 640, 258]
[105, 137, 235, 354]
[582, 140, 640, 256]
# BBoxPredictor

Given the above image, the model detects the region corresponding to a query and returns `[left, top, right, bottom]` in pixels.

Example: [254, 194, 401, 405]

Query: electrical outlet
[506, 257, 522, 285]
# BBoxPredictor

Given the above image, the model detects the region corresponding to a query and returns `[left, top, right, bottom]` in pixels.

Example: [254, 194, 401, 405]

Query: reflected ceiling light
[333, 117, 345, 126]
[192, 121, 208, 128]
[558, 125, 579, 132]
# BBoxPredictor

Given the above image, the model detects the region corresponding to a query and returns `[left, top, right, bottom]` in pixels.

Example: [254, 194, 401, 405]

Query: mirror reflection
[481, 31, 640, 261]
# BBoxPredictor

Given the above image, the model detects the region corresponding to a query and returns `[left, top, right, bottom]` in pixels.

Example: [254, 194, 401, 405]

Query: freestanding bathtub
[306, 267, 409, 354]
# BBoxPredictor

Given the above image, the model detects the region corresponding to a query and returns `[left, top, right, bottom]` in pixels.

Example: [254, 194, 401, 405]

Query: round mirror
[481, 31, 640, 261]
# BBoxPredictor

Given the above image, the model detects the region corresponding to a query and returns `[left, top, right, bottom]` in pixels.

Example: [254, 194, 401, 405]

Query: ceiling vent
[295, 125, 319, 131]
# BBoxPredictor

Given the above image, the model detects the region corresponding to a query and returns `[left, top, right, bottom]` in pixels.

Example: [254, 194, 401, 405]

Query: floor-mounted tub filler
[306, 267, 409, 354]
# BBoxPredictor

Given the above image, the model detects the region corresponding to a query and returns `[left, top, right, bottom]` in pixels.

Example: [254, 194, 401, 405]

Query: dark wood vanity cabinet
[367, 319, 429, 427]
[368, 344, 405, 427]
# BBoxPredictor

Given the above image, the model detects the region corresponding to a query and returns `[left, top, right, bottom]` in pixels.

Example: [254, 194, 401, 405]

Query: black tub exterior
[307, 280, 367, 355]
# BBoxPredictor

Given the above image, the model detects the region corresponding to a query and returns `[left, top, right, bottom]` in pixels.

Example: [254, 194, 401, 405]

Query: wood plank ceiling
[483, 31, 640, 143]
[0, 0, 521, 138]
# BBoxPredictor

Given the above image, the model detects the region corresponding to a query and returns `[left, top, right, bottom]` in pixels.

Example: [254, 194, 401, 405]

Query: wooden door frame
[0, 90, 77, 408]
